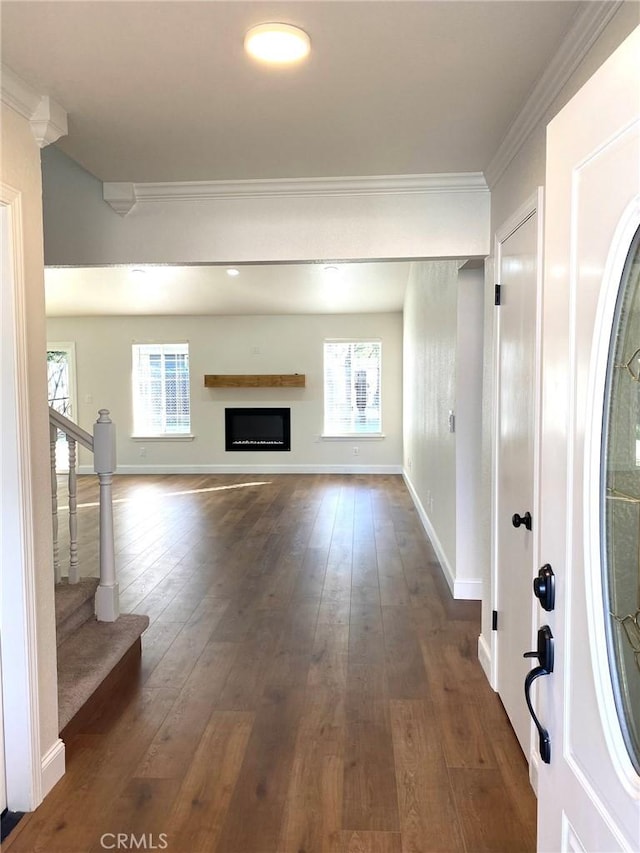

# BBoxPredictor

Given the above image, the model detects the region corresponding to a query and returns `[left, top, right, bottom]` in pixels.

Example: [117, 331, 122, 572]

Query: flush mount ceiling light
[244, 23, 311, 64]
[226, 268, 240, 277]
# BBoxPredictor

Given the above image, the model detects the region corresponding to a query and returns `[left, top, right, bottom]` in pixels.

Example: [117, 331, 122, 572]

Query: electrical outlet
[353, 446, 359, 456]
[407, 457, 412, 470]
[139, 446, 146, 457]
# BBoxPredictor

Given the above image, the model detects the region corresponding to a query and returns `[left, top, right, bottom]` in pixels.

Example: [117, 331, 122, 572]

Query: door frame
[1, 182, 45, 810]
[490, 187, 544, 780]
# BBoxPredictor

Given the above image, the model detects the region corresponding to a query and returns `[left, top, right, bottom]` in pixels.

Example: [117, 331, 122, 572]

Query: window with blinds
[132, 343, 191, 435]
[323, 340, 382, 435]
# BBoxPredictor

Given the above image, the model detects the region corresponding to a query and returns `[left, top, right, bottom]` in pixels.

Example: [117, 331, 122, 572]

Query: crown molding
[103, 172, 488, 215]
[484, 1, 622, 188]
[1, 64, 40, 118]
[102, 182, 138, 216]
[1, 64, 68, 148]
[30, 96, 68, 148]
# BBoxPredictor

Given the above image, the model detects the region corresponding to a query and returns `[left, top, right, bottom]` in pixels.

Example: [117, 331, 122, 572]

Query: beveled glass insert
[602, 224, 640, 774]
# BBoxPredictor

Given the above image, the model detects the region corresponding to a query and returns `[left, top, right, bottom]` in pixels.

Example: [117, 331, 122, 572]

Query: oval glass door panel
[602, 223, 640, 774]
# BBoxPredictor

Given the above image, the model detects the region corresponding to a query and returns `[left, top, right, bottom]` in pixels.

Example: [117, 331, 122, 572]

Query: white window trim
[131, 434, 195, 441]
[320, 433, 385, 440]
[131, 341, 191, 437]
[323, 337, 383, 437]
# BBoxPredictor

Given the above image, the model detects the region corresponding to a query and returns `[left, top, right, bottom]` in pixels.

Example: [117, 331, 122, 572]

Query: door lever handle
[523, 625, 554, 764]
[512, 511, 532, 530]
[524, 667, 551, 764]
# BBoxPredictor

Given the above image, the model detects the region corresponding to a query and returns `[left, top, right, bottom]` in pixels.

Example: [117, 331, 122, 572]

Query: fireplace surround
[225, 407, 291, 451]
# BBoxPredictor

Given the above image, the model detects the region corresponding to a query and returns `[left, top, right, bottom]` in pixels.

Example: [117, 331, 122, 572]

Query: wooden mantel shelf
[204, 374, 306, 388]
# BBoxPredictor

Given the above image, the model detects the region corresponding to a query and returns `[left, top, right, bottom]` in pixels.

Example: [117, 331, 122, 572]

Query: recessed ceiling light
[244, 23, 311, 65]
[130, 268, 146, 277]
[226, 268, 240, 277]
[323, 265, 340, 276]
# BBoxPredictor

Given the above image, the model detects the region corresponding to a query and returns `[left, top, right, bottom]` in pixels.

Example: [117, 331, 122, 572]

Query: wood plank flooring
[7, 474, 536, 853]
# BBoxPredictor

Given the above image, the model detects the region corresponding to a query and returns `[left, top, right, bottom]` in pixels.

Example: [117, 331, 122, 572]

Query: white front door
[495, 192, 543, 760]
[537, 27, 640, 851]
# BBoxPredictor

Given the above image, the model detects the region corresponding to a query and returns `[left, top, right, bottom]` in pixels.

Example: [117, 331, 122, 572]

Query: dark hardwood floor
[7, 474, 536, 853]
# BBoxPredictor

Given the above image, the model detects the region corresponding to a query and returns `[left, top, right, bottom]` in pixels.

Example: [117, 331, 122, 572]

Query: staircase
[50, 408, 149, 735]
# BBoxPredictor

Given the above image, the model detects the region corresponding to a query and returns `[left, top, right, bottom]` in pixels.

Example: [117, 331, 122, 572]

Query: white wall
[403, 261, 458, 586]
[1, 103, 62, 803]
[403, 261, 484, 598]
[41, 147, 490, 266]
[46, 312, 403, 473]
[478, 3, 639, 671]
[456, 268, 484, 593]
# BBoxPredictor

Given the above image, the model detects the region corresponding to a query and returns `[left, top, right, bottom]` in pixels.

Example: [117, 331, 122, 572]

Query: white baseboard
[478, 632, 495, 688]
[79, 464, 403, 476]
[41, 738, 65, 799]
[402, 470, 454, 597]
[453, 577, 483, 600]
[402, 470, 482, 602]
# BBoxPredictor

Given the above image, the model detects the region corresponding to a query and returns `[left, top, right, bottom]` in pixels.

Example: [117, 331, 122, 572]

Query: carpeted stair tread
[55, 577, 100, 647]
[55, 577, 99, 625]
[57, 613, 149, 731]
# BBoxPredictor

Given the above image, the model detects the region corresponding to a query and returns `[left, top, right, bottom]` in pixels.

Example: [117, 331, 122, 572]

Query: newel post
[93, 409, 119, 622]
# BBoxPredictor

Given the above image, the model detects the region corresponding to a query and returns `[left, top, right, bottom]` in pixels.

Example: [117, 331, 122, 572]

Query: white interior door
[538, 27, 640, 852]
[494, 191, 543, 760]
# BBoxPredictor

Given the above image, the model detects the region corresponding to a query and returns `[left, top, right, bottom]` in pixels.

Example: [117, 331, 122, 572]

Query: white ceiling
[3, 0, 584, 316]
[2, 1, 582, 183]
[44, 261, 413, 316]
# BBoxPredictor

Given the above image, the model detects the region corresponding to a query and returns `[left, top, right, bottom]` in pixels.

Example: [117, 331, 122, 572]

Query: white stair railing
[49, 407, 119, 622]
[49, 423, 61, 583]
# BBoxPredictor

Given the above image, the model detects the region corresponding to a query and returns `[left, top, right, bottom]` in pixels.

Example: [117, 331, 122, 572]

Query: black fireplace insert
[225, 407, 291, 451]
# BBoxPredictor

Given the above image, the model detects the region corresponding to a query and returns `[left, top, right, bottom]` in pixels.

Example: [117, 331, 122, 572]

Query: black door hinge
[494, 284, 501, 306]
[492, 610, 498, 631]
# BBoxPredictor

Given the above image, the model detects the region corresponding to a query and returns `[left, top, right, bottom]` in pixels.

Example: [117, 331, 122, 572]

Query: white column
[93, 409, 119, 621]
[67, 437, 79, 584]
[49, 423, 60, 584]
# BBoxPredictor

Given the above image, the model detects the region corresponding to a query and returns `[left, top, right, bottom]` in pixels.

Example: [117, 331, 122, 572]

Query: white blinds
[323, 340, 382, 435]
[132, 343, 190, 435]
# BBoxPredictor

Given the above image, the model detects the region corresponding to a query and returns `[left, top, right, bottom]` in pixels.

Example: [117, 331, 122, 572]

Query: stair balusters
[49, 407, 119, 621]
[50, 422, 61, 583]
[67, 436, 79, 584]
